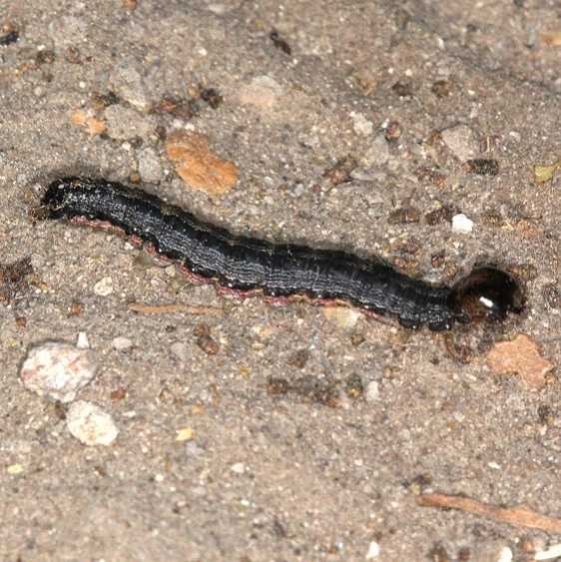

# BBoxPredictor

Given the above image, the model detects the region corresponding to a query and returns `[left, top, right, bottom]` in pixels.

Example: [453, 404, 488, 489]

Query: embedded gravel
[2, 1, 561, 561]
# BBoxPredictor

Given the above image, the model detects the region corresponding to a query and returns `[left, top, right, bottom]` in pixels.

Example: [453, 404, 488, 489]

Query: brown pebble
[324, 156, 357, 186]
[538, 404, 555, 426]
[196, 334, 219, 356]
[110, 387, 128, 402]
[431, 250, 446, 269]
[384, 120, 402, 142]
[68, 301, 85, 317]
[482, 209, 505, 227]
[91, 91, 120, 110]
[15, 316, 27, 328]
[288, 349, 310, 369]
[350, 332, 365, 347]
[345, 374, 364, 399]
[415, 166, 447, 188]
[392, 80, 414, 97]
[425, 205, 458, 226]
[153, 96, 196, 120]
[194, 322, 211, 337]
[65, 46, 82, 64]
[35, 50, 55, 65]
[267, 377, 291, 396]
[388, 206, 421, 224]
[165, 130, 239, 196]
[431, 79, 452, 98]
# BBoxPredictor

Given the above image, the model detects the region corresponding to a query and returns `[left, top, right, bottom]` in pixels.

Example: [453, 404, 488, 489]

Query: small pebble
[366, 541, 381, 559]
[76, 332, 90, 349]
[66, 401, 119, 446]
[171, 342, 189, 362]
[351, 112, 374, 136]
[451, 213, 474, 234]
[441, 124, 478, 162]
[175, 427, 195, 442]
[496, 547, 513, 562]
[238, 76, 284, 109]
[230, 462, 245, 474]
[104, 105, 155, 140]
[94, 276, 114, 296]
[361, 134, 390, 167]
[7, 464, 24, 475]
[323, 307, 362, 330]
[21, 342, 97, 403]
[112, 336, 133, 351]
[365, 381, 380, 402]
[138, 147, 163, 183]
[109, 60, 150, 110]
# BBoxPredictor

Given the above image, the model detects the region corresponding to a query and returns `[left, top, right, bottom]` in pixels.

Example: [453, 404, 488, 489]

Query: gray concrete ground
[2, 0, 561, 560]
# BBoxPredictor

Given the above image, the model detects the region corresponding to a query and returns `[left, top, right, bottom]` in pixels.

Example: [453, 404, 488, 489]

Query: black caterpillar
[41, 177, 524, 331]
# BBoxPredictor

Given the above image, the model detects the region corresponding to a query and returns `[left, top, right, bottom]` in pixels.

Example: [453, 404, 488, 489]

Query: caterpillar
[40, 177, 524, 331]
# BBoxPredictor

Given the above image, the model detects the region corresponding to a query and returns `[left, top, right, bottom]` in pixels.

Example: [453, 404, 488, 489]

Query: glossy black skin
[449, 266, 525, 323]
[42, 177, 524, 331]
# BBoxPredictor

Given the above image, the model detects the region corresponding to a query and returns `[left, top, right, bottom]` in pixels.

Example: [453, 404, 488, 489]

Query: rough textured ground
[3, 0, 561, 560]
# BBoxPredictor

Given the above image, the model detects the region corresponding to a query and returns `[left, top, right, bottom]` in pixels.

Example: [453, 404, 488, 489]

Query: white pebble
[535, 544, 561, 561]
[365, 381, 380, 402]
[21, 342, 97, 403]
[94, 276, 114, 296]
[230, 462, 245, 474]
[351, 112, 374, 137]
[323, 307, 362, 330]
[452, 213, 474, 234]
[496, 546, 512, 562]
[170, 342, 188, 362]
[366, 541, 380, 559]
[112, 336, 133, 351]
[67, 401, 119, 446]
[76, 332, 90, 349]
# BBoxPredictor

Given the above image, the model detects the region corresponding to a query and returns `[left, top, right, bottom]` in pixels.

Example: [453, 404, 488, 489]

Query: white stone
[76, 332, 90, 349]
[94, 276, 114, 296]
[20, 342, 97, 403]
[535, 544, 561, 560]
[366, 541, 380, 559]
[138, 147, 162, 183]
[451, 213, 474, 234]
[496, 547, 513, 562]
[365, 381, 380, 402]
[67, 401, 119, 446]
[238, 76, 284, 109]
[230, 462, 245, 474]
[112, 337, 133, 351]
[351, 112, 374, 137]
[323, 307, 362, 330]
[109, 60, 150, 110]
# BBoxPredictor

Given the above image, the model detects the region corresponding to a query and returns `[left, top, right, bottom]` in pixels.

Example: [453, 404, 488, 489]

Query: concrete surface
[1, 1, 561, 560]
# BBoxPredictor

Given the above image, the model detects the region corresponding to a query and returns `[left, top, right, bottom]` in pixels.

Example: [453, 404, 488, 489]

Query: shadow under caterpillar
[40, 177, 525, 331]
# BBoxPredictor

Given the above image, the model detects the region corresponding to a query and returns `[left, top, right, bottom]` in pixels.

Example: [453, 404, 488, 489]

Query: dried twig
[128, 302, 223, 316]
[417, 493, 561, 533]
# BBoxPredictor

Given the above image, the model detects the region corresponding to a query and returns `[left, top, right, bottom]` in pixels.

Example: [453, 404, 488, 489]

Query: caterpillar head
[449, 266, 525, 323]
